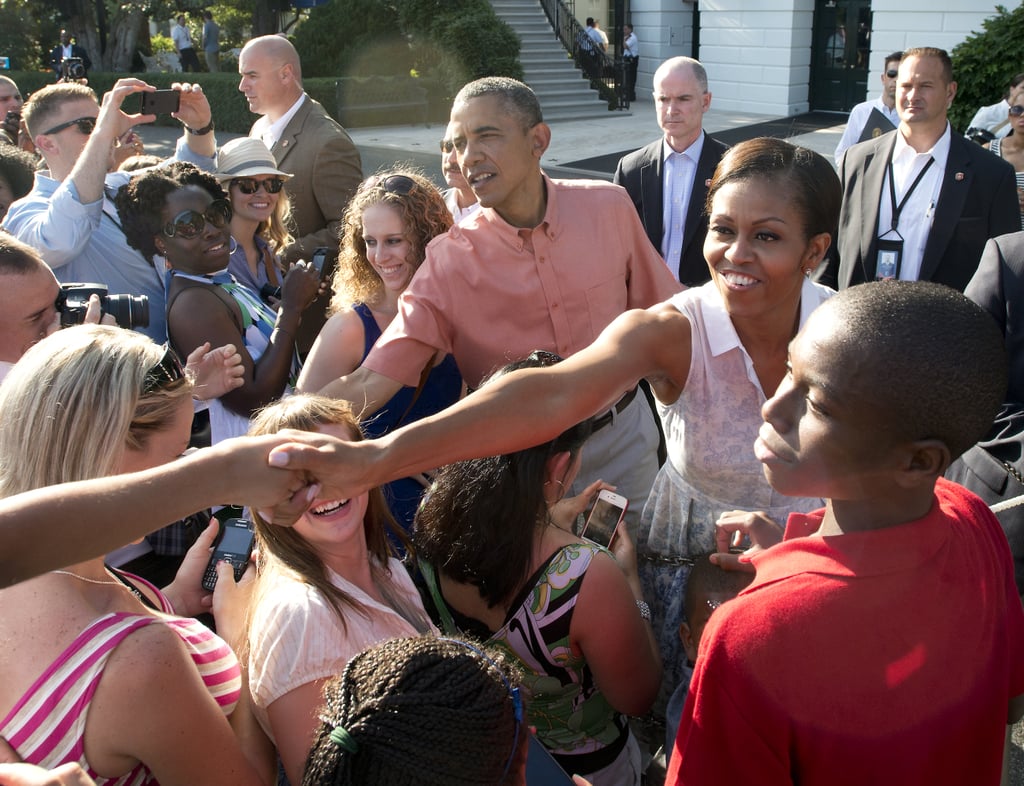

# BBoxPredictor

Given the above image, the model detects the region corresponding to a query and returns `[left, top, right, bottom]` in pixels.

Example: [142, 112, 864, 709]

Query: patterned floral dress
[637, 279, 833, 712]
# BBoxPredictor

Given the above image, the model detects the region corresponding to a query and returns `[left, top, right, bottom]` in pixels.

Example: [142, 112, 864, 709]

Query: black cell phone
[202, 517, 255, 592]
[139, 89, 180, 115]
[526, 735, 574, 786]
[311, 246, 331, 277]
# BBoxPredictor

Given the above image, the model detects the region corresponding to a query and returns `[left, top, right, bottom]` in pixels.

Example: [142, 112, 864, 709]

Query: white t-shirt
[171, 23, 192, 51]
[247, 558, 435, 739]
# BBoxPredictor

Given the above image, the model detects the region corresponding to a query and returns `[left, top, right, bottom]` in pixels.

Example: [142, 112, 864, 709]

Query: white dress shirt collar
[253, 93, 307, 150]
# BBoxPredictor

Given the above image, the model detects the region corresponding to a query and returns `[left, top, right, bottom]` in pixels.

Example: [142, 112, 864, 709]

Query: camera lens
[104, 294, 150, 330]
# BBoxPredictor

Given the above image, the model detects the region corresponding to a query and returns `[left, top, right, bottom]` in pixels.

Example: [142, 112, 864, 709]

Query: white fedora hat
[215, 137, 293, 181]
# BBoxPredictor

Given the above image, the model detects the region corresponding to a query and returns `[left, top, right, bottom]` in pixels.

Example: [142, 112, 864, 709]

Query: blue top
[354, 302, 461, 529]
[227, 234, 278, 299]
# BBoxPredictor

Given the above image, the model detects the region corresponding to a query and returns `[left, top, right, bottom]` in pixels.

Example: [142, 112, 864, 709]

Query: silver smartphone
[580, 489, 627, 549]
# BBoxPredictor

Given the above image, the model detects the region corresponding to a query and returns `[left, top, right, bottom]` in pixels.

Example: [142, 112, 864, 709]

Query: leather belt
[591, 385, 638, 432]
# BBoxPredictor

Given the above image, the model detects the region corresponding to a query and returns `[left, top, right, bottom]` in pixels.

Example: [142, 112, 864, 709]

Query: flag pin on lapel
[954, 172, 964, 181]
[281, 140, 289, 147]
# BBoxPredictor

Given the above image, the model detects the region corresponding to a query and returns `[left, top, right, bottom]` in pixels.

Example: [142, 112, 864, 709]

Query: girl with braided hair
[244, 394, 435, 785]
[303, 636, 525, 786]
[413, 352, 661, 786]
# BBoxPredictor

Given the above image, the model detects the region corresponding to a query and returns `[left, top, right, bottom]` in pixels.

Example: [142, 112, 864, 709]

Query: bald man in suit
[239, 35, 363, 353]
[614, 57, 728, 286]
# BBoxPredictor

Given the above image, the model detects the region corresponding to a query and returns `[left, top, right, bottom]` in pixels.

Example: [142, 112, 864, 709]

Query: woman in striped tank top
[0, 326, 266, 786]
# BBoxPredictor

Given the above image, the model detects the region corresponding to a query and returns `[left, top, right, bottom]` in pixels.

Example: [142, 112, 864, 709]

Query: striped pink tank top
[0, 611, 241, 783]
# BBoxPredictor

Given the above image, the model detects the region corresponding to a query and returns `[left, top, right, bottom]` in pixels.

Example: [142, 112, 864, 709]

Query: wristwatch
[185, 119, 215, 136]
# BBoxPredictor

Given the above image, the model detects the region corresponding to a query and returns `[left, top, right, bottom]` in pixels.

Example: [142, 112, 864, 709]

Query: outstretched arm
[273, 304, 692, 501]
[0, 434, 317, 588]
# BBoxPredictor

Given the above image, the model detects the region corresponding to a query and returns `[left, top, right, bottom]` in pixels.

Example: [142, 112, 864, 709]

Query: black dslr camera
[57, 283, 149, 330]
[60, 57, 86, 82]
[965, 126, 996, 145]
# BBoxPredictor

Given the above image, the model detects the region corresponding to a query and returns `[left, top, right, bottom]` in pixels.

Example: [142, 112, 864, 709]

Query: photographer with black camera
[1, 77, 218, 344]
[0, 75, 23, 146]
[49, 29, 91, 82]
[0, 234, 107, 382]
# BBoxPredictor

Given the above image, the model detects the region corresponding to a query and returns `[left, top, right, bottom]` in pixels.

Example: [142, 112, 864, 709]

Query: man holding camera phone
[2, 78, 218, 343]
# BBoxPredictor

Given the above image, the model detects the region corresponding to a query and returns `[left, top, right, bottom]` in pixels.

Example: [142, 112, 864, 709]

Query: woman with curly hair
[302, 636, 525, 786]
[214, 137, 293, 305]
[115, 161, 322, 443]
[244, 394, 434, 786]
[298, 170, 461, 530]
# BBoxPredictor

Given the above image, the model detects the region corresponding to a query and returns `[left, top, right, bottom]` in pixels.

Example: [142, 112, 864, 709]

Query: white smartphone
[581, 489, 627, 549]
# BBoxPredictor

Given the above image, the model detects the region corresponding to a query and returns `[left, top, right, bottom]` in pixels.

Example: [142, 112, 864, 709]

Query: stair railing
[535, 0, 625, 109]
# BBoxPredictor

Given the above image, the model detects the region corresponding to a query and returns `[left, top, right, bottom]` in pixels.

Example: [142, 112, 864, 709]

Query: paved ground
[137, 98, 847, 185]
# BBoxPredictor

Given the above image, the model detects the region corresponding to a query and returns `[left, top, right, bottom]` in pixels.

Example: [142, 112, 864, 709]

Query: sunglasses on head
[1011, 105, 1024, 117]
[162, 199, 232, 239]
[142, 344, 186, 394]
[231, 176, 286, 195]
[42, 116, 96, 136]
[885, 69, 899, 78]
[361, 173, 417, 196]
[440, 138, 454, 154]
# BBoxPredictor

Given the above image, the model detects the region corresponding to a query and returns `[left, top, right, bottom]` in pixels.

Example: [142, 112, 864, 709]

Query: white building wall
[631, 0, 1009, 116]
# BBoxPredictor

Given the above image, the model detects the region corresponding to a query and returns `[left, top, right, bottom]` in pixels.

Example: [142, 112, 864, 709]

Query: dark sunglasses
[440, 138, 454, 153]
[143, 344, 186, 394]
[885, 69, 899, 78]
[361, 174, 417, 196]
[231, 176, 286, 195]
[527, 349, 564, 367]
[162, 199, 232, 239]
[1011, 105, 1024, 117]
[42, 116, 96, 136]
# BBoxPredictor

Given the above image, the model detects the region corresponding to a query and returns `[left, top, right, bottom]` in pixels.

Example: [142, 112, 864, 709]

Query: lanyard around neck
[887, 156, 934, 232]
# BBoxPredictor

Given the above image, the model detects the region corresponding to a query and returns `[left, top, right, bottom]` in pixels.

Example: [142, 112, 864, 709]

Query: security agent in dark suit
[613, 57, 728, 286]
[947, 231, 1024, 597]
[823, 47, 1019, 292]
[49, 30, 91, 81]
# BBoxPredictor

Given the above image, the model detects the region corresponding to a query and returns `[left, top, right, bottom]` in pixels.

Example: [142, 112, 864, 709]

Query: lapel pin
[954, 172, 964, 181]
[704, 179, 711, 187]
[281, 140, 289, 148]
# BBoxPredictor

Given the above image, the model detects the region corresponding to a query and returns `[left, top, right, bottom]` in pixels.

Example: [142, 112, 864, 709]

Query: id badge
[875, 238, 903, 280]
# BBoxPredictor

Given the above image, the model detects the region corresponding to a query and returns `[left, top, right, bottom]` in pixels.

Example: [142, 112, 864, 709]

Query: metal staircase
[490, 0, 620, 122]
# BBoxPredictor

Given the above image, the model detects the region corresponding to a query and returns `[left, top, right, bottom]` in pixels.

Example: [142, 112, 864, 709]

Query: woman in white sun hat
[215, 136, 295, 306]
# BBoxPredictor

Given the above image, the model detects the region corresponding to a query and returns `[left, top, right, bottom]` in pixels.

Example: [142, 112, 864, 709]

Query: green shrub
[150, 34, 176, 55]
[289, 0, 521, 111]
[950, 4, 1024, 133]
[396, 0, 522, 112]
[0, 4, 42, 71]
[290, 0, 406, 79]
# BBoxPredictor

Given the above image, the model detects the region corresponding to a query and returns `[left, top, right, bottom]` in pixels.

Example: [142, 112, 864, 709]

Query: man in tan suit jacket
[239, 35, 363, 353]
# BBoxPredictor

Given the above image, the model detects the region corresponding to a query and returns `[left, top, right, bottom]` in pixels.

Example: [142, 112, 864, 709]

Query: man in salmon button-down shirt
[317, 76, 682, 524]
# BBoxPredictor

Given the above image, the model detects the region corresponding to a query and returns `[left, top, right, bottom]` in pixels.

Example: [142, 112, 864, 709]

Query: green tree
[0, 0, 43, 70]
[289, 0, 405, 79]
[950, 3, 1024, 132]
